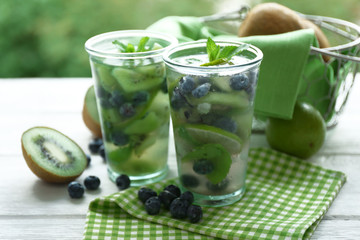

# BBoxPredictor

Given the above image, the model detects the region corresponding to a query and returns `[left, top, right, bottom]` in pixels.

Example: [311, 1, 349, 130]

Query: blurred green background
[1, 0, 359, 78]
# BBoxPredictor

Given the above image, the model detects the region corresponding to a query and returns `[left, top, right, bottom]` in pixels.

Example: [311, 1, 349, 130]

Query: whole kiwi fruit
[82, 85, 102, 138]
[238, 2, 303, 36]
[238, 2, 331, 61]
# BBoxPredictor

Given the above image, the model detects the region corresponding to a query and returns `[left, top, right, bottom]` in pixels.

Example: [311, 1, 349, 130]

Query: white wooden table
[0, 78, 359, 239]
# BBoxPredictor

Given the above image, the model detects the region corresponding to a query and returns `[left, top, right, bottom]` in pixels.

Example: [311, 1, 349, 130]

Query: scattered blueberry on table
[138, 187, 158, 203]
[88, 138, 103, 154]
[116, 174, 131, 190]
[68, 181, 85, 199]
[158, 190, 177, 209]
[145, 196, 161, 215]
[84, 176, 101, 190]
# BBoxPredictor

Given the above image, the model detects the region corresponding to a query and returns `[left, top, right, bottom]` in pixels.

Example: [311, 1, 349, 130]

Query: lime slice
[181, 124, 243, 154]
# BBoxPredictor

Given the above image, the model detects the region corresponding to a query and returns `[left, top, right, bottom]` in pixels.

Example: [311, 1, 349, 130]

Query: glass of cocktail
[85, 30, 177, 185]
[163, 39, 263, 206]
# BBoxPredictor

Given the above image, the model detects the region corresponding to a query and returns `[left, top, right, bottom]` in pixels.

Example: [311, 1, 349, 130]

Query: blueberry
[170, 198, 190, 219]
[158, 190, 177, 209]
[86, 154, 91, 167]
[111, 131, 129, 146]
[180, 191, 194, 204]
[116, 174, 131, 190]
[98, 144, 106, 161]
[138, 187, 157, 203]
[67, 181, 85, 199]
[191, 83, 211, 98]
[88, 138, 103, 154]
[213, 117, 237, 133]
[119, 103, 136, 118]
[179, 76, 196, 94]
[109, 90, 124, 107]
[187, 205, 203, 223]
[229, 74, 250, 91]
[193, 159, 214, 175]
[145, 196, 161, 215]
[99, 97, 113, 109]
[164, 184, 181, 198]
[84, 176, 101, 190]
[180, 174, 199, 188]
[206, 178, 229, 192]
[132, 91, 149, 106]
[170, 87, 186, 110]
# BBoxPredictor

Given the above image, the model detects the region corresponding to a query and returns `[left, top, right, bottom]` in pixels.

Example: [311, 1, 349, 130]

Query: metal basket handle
[200, 7, 360, 63]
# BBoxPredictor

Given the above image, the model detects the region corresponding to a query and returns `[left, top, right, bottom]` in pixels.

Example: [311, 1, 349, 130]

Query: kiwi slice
[95, 63, 119, 92]
[21, 127, 87, 183]
[134, 63, 165, 77]
[192, 91, 249, 109]
[182, 143, 231, 184]
[82, 85, 102, 138]
[112, 67, 164, 93]
[124, 112, 160, 135]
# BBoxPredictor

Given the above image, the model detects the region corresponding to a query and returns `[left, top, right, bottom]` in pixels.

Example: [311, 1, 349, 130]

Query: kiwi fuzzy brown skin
[238, 3, 303, 36]
[21, 127, 87, 183]
[238, 2, 331, 61]
[82, 101, 102, 138]
[82, 85, 102, 138]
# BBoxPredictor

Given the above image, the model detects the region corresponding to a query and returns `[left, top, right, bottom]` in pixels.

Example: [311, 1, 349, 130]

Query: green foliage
[1, 0, 359, 77]
[0, 0, 215, 77]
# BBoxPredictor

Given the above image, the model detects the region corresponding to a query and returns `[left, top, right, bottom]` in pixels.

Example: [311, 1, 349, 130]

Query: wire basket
[201, 7, 360, 129]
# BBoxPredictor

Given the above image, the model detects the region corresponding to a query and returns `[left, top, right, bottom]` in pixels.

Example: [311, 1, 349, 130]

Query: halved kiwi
[21, 127, 87, 183]
[82, 85, 102, 138]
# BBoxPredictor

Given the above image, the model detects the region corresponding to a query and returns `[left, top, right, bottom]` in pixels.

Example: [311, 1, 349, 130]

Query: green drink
[163, 40, 263, 206]
[85, 30, 177, 185]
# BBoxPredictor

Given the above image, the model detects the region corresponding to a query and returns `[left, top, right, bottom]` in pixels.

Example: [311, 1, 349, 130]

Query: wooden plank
[1, 152, 358, 216]
[0, 217, 85, 240]
[0, 218, 358, 239]
[0, 78, 92, 114]
[0, 153, 178, 216]
[312, 219, 360, 239]
[0, 78, 359, 239]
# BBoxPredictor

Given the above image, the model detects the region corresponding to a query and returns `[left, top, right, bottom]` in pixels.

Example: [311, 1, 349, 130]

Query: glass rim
[85, 30, 178, 59]
[162, 39, 263, 70]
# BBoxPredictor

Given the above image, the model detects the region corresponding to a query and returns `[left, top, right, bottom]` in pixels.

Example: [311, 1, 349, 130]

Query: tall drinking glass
[163, 40, 263, 206]
[85, 30, 178, 185]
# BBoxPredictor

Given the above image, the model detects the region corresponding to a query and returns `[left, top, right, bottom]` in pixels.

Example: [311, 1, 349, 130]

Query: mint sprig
[112, 36, 151, 53]
[200, 37, 249, 66]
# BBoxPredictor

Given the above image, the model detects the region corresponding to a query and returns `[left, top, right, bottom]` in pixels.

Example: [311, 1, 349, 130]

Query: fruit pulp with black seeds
[166, 56, 259, 197]
[91, 58, 169, 179]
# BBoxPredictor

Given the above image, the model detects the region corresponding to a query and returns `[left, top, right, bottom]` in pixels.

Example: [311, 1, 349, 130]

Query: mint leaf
[113, 37, 152, 53]
[206, 37, 220, 62]
[201, 37, 249, 66]
[112, 40, 127, 52]
[200, 58, 227, 66]
[125, 43, 135, 53]
[137, 37, 150, 52]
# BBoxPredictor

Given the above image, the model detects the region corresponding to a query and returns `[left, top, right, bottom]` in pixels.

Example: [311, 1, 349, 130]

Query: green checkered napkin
[83, 148, 346, 240]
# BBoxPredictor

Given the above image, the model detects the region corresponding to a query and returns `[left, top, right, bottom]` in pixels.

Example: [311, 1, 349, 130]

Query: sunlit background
[1, 0, 359, 78]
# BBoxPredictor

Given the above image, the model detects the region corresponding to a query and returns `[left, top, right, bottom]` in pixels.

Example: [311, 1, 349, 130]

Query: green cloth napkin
[147, 17, 316, 119]
[83, 148, 346, 240]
